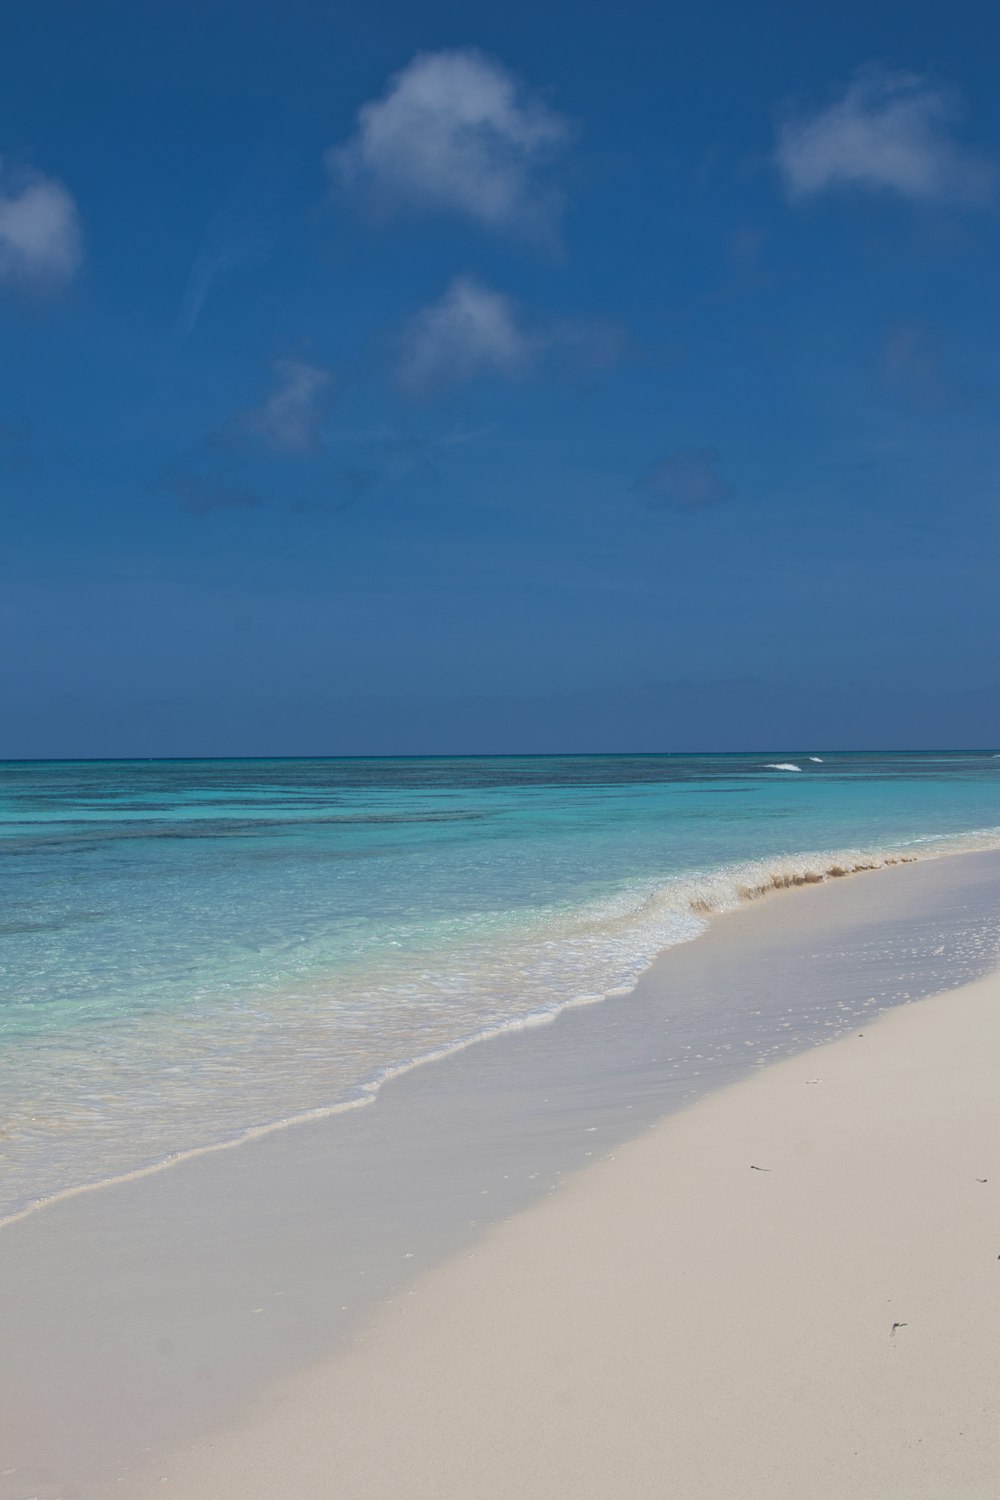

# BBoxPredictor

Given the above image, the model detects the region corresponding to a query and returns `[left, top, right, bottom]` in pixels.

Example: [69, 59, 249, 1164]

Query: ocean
[2, 751, 999, 1222]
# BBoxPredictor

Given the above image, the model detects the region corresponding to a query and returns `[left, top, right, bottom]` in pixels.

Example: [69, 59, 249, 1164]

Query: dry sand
[140, 966, 1000, 1498]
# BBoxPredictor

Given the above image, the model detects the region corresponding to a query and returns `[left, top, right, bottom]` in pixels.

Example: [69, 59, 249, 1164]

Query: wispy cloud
[396, 277, 536, 397]
[173, 116, 312, 341]
[167, 468, 265, 516]
[318, 424, 495, 507]
[549, 317, 634, 376]
[0, 161, 83, 289]
[329, 49, 571, 237]
[636, 447, 733, 510]
[775, 67, 992, 203]
[880, 320, 951, 406]
[240, 358, 333, 454]
[167, 471, 266, 516]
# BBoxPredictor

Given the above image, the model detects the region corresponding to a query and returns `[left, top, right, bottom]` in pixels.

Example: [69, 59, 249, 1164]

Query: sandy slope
[144, 967, 1000, 1498]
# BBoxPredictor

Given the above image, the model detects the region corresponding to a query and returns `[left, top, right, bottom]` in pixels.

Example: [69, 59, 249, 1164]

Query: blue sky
[2, 0, 999, 755]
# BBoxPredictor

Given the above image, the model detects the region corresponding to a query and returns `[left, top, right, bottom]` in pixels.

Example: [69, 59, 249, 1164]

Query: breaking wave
[5, 824, 999, 1229]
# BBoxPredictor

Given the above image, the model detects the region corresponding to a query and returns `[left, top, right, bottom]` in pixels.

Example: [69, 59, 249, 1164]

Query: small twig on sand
[890, 1322, 907, 1336]
[749, 1164, 771, 1172]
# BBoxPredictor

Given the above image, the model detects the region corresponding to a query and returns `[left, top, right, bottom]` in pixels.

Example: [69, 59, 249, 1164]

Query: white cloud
[244, 358, 332, 453]
[637, 448, 733, 510]
[0, 162, 83, 289]
[396, 277, 537, 397]
[330, 49, 570, 235]
[775, 68, 991, 203]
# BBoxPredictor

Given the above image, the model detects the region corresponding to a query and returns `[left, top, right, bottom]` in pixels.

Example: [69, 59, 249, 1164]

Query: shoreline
[3, 848, 1000, 1497]
[3, 832, 994, 1232]
[148, 956, 1000, 1499]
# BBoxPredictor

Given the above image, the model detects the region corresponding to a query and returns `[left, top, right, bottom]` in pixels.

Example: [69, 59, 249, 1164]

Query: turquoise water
[2, 751, 1000, 1220]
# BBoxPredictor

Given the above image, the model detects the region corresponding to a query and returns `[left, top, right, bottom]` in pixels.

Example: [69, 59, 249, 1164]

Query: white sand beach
[139, 957, 1000, 1497]
[3, 854, 999, 1500]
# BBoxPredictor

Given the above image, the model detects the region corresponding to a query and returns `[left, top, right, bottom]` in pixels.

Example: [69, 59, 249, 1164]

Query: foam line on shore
[3, 829, 998, 1233]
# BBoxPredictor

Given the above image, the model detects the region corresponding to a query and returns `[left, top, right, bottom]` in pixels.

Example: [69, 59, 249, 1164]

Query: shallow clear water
[2, 752, 999, 1219]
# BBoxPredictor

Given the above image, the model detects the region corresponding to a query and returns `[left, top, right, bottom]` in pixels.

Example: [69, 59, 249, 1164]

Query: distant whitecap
[808, 756, 824, 763]
[763, 762, 802, 772]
